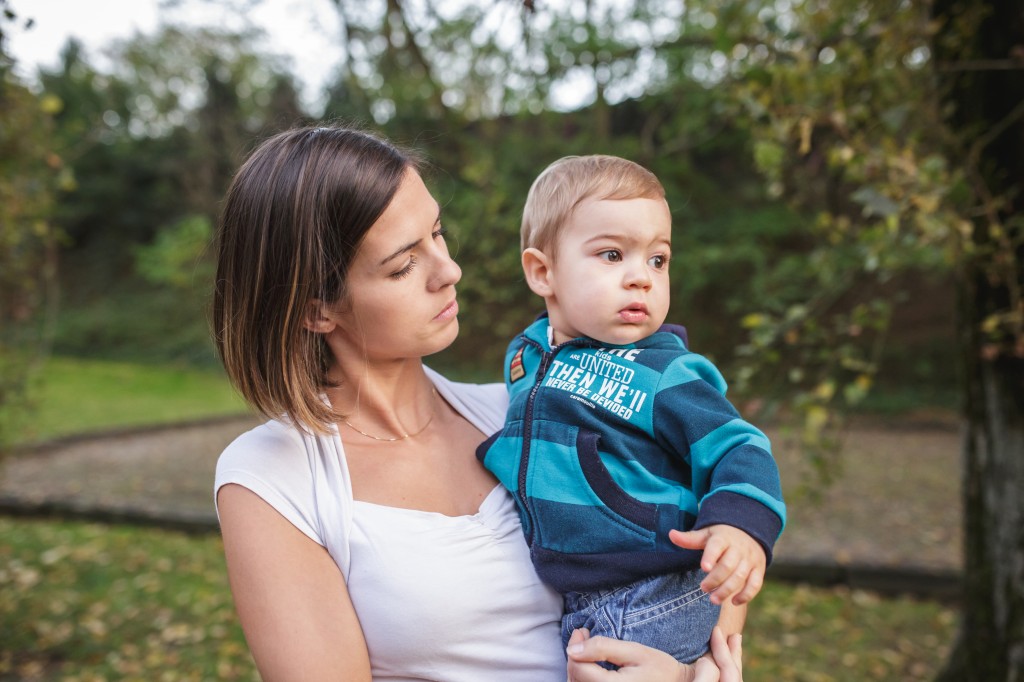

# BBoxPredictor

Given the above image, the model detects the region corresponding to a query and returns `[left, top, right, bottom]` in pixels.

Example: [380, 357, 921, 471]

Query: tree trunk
[934, 1, 1024, 679]
[940, 304, 1024, 680]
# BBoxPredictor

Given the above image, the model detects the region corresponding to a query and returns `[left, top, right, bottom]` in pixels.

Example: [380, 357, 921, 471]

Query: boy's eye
[648, 254, 669, 269]
[599, 250, 622, 262]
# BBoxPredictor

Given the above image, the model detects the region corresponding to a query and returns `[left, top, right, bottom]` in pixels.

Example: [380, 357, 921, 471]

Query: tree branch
[386, 0, 451, 118]
[935, 59, 1024, 72]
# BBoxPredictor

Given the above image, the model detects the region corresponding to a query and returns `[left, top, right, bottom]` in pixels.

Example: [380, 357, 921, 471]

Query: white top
[214, 367, 565, 681]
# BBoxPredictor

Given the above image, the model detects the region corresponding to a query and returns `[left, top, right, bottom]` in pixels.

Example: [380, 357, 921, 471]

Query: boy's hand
[669, 525, 766, 606]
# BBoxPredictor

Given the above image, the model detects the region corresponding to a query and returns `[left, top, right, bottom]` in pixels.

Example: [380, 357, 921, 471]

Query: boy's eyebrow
[584, 232, 630, 243]
[584, 232, 672, 246]
[378, 211, 442, 266]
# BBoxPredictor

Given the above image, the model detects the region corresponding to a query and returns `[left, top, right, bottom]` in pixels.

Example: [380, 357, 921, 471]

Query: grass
[745, 582, 956, 680]
[0, 356, 960, 678]
[0, 518, 956, 681]
[2, 518, 958, 675]
[0, 518, 256, 681]
[8, 356, 249, 446]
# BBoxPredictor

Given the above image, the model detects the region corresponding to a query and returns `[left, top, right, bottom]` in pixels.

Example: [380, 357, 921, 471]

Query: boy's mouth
[619, 303, 649, 323]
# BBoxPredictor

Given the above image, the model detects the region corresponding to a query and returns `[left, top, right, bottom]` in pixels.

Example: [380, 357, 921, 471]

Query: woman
[212, 124, 744, 681]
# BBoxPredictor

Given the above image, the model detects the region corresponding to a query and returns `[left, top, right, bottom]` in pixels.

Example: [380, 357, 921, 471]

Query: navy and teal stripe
[478, 315, 786, 594]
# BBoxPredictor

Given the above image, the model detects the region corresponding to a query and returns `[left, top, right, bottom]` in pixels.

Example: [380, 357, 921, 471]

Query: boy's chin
[591, 328, 654, 347]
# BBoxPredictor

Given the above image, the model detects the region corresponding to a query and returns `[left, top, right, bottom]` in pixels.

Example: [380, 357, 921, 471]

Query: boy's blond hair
[521, 154, 666, 257]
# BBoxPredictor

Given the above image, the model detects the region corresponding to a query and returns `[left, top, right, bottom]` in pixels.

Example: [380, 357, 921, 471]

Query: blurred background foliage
[5, 0, 1024, 676]
[0, 0, 976, 449]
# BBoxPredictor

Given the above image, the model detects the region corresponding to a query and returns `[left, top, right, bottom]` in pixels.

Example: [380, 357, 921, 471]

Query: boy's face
[543, 196, 672, 346]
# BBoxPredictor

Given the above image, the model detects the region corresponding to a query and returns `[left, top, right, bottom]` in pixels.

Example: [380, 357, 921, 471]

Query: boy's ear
[303, 299, 337, 334]
[521, 247, 554, 298]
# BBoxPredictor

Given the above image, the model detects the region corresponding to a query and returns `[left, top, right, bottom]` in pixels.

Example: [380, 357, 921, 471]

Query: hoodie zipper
[517, 337, 547, 545]
[517, 335, 592, 545]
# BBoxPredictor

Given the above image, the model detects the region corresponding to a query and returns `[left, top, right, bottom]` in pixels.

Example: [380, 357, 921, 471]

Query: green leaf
[851, 187, 901, 218]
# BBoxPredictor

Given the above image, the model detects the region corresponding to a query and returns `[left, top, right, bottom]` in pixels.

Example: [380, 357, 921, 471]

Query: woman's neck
[325, 360, 437, 440]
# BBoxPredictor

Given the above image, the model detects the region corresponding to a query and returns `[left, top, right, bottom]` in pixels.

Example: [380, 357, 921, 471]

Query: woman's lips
[435, 298, 459, 321]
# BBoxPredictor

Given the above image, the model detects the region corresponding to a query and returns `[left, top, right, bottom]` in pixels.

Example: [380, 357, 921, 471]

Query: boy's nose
[625, 262, 652, 289]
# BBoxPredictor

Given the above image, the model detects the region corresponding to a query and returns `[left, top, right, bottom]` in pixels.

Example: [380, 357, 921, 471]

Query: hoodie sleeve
[652, 351, 786, 562]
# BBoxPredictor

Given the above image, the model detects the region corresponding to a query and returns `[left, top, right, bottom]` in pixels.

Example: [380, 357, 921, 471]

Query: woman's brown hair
[212, 125, 418, 432]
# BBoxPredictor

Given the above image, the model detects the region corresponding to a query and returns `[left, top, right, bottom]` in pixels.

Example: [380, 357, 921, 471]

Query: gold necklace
[341, 388, 438, 442]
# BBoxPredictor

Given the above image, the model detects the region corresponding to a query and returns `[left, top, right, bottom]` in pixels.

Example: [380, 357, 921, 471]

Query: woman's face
[325, 168, 462, 363]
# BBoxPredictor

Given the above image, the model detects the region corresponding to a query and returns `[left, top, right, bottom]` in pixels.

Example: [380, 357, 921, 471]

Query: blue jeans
[561, 568, 720, 665]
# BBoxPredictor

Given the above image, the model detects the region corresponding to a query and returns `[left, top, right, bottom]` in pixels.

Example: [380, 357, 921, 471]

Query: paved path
[0, 414, 963, 596]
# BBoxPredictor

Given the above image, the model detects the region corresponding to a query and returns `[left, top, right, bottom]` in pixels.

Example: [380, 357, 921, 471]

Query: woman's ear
[303, 299, 337, 334]
[521, 247, 554, 298]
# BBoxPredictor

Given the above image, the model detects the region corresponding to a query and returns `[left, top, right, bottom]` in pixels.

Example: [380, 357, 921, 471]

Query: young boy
[477, 155, 786, 664]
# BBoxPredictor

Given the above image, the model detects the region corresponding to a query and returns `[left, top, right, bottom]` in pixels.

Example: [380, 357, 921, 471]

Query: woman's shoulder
[214, 417, 346, 550]
[425, 367, 508, 434]
[430, 370, 506, 402]
[217, 418, 309, 472]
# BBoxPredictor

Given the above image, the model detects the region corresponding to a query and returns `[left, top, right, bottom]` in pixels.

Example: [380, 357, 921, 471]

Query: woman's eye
[599, 250, 622, 262]
[648, 254, 669, 269]
[390, 256, 417, 280]
[433, 225, 448, 240]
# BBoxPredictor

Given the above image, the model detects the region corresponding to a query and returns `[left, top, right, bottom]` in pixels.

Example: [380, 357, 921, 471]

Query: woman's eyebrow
[378, 211, 442, 266]
[379, 239, 420, 267]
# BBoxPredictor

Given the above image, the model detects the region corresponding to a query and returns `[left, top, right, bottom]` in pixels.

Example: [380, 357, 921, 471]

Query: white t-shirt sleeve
[214, 420, 329, 546]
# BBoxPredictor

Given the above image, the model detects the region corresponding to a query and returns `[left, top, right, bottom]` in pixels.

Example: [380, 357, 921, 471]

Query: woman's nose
[428, 244, 462, 291]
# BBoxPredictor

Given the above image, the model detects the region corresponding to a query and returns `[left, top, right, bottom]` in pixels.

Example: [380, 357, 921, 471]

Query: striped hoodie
[477, 315, 786, 594]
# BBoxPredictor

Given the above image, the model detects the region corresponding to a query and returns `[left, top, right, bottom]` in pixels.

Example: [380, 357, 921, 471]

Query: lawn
[7, 356, 248, 446]
[0, 518, 956, 681]
[0, 357, 959, 679]
[0, 518, 255, 681]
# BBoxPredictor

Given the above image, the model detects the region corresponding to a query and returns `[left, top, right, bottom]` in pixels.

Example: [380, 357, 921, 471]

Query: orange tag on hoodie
[509, 347, 525, 383]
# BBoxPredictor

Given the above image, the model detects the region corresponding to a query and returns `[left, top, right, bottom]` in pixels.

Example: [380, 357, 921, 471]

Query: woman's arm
[217, 484, 372, 681]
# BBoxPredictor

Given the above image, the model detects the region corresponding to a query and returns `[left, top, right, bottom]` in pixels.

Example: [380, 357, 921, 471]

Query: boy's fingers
[732, 570, 764, 605]
[669, 528, 710, 550]
[701, 544, 739, 589]
[699, 535, 729, 573]
[706, 558, 750, 604]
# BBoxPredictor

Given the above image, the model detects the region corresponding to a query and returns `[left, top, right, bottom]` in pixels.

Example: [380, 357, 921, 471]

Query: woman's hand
[706, 626, 743, 682]
[565, 626, 742, 682]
